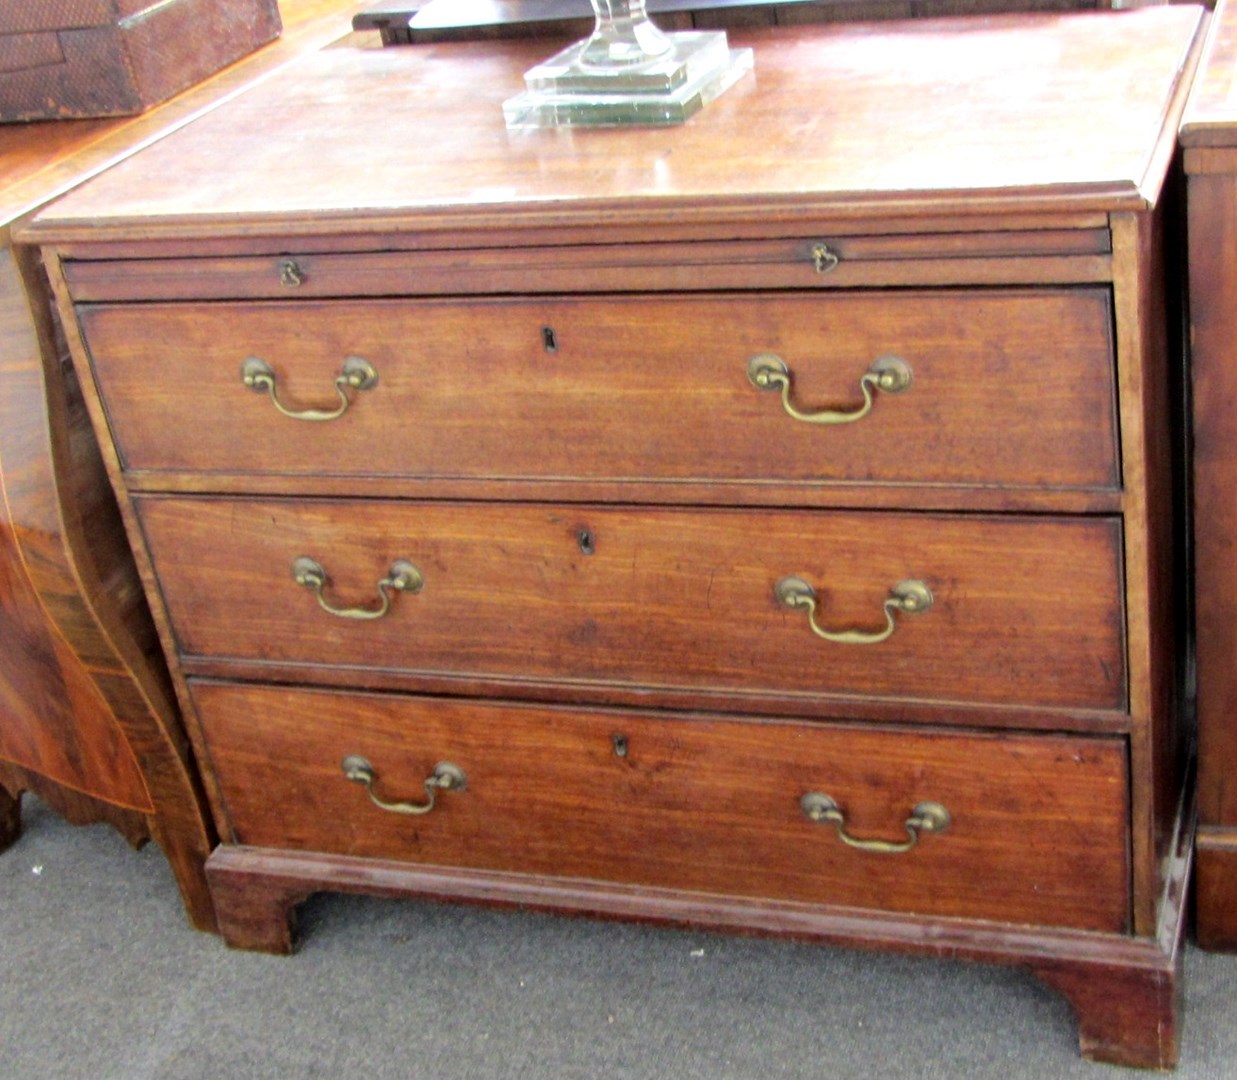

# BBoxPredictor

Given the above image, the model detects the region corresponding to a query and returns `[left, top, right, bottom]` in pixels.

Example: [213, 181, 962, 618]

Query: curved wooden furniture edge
[0, 763, 149, 851]
[0, 248, 217, 933]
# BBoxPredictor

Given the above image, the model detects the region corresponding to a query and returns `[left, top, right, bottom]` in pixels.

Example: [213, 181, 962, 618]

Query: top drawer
[77, 289, 1117, 493]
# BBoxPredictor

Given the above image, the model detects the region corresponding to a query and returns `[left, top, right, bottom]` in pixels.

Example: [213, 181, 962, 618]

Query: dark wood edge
[39, 250, 221, 932]
[1109, 207, 1186, 935]
[62, 255, 1116, 302]
[179, 661, 1133, 735]
[19, 183, 1148, 247]
[351, 0, 423, 31]
[350, 0, 970, 37]
[36, 212, 1115, 259]
[1032, 777, 1191, 1067]
[205, 843, 1176, 967]
[1133, 4, 1209, 208]
[119, 475, 1126, 515]
[0, 782, 21, 853]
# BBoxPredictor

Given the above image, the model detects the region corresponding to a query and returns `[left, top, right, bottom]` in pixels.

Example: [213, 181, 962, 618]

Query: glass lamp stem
[579, 0, 674, 68]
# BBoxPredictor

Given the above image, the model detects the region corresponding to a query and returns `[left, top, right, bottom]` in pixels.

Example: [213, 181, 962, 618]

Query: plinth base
[503, 31, 753, 129]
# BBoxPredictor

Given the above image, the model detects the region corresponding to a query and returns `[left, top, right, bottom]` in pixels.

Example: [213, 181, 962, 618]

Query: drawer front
[80, 289, 1118, 491]
[140, 498, 1126, 712]
[190, 680, 1131, 933]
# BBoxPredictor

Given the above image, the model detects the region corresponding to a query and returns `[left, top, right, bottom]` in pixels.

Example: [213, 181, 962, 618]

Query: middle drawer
[137, 497, 1126, 714]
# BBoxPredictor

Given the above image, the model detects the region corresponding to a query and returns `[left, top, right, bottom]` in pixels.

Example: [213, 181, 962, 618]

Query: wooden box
[0, 0, 282, 122]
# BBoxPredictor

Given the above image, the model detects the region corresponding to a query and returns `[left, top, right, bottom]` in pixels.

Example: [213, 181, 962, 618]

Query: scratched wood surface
[24, 6, 1202, 242]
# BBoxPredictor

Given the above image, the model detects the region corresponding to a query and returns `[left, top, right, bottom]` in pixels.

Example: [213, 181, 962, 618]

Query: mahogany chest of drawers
[25, 8, 1203, 1068]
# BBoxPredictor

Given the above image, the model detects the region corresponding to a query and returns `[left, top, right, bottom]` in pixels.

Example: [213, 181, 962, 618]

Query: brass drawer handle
[800, 792, 950, 854]
[342, 756, 466, 815]
[775, 576, 932, 645]
[241, 355, 377, 421]
[292, 556, 423, 620]
[747, 353, 911, 425]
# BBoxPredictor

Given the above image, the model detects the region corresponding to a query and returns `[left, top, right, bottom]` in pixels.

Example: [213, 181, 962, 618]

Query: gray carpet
[3, 796, 1236, 1079]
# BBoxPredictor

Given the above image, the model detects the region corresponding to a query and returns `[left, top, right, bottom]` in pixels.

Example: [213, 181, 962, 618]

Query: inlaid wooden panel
[79, 289, 1118, 492]
[191, 679, 1131, 932]
[0, 249, 150, 808]
[137, 497, 1126, 713]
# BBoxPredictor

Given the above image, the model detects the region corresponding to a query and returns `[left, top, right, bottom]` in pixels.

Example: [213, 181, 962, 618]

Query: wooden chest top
[25, 6, 1203, 243]
[1182, 0, 1237, 148]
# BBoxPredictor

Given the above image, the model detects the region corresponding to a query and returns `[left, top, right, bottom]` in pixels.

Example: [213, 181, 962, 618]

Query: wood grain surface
[1184, 0, 1237, 952]
[0, 0, 371, 933]
[59, 228, 1115, 299]
[136, 496, 1126, 713]
[23, 6, 1202, 241]
[78, 288, 1119, 492]
[1181, 0, 1237, 148]
[0, 0, 366, 240]
[35, 10, 1199, 1065]
[192, 679, 1131, 932]
[0, 249, 153, 806]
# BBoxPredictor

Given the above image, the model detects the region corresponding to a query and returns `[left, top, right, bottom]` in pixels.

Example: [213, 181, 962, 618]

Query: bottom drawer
[191, 681, 1130, 933]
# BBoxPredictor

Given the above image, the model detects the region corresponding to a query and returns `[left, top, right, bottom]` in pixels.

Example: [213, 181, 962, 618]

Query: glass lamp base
[503, 31, 753, 129]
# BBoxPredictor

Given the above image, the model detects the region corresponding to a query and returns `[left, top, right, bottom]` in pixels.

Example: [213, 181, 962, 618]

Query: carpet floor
[3, 795, 1235, 1079]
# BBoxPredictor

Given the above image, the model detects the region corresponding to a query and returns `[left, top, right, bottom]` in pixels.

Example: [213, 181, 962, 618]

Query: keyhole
[542, 326, 558, 353]
[578, 528, 595, 555]
[612, 734, 629, 758]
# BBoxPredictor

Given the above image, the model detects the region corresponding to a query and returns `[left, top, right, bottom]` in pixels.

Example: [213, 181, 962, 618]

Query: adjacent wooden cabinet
[1182, 0, 1237, 953]
[25, 9, 1202, 1067]
[0, 0, 367, 932]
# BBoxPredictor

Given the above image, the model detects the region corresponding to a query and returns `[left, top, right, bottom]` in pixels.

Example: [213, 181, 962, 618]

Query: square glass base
[503, 31, 753, 129]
